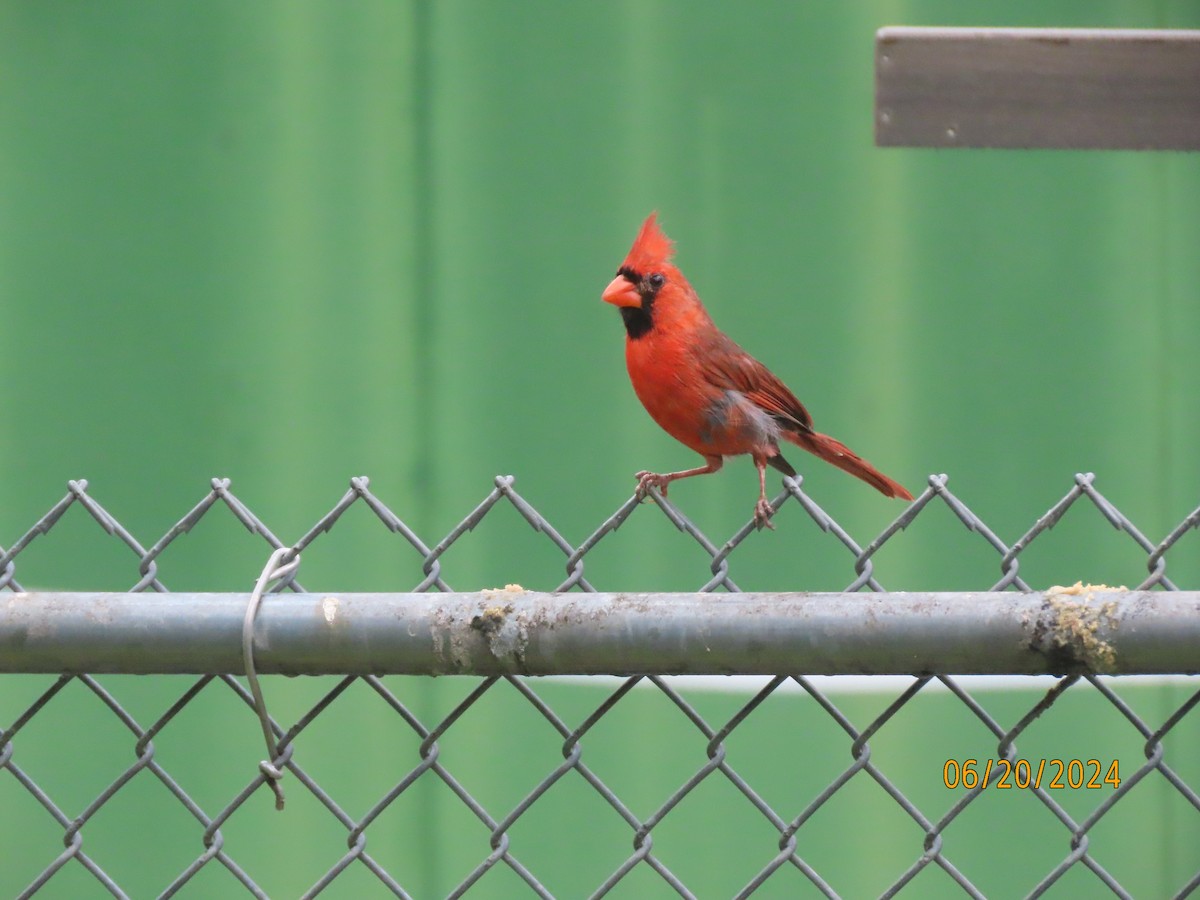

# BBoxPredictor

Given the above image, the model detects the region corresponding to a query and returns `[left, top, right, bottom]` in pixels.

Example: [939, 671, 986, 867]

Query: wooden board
[875, 27, 1200, 150]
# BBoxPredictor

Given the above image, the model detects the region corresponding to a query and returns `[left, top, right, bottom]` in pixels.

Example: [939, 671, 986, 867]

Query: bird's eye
[648, 273, 666, 290]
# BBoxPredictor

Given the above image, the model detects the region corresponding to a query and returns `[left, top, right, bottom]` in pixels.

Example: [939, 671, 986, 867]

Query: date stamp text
[943, 758, 1121, 790]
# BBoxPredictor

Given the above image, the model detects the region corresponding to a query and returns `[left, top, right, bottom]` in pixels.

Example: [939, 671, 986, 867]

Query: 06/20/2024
[943, 758, 1121, 790]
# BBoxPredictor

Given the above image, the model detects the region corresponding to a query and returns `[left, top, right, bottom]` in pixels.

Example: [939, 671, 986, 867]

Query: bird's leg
[635, 455, 723, 500]
[753, 456, 775, 530]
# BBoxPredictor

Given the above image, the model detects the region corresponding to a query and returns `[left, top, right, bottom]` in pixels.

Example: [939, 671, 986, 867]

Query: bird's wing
[698, 334, 814, 434]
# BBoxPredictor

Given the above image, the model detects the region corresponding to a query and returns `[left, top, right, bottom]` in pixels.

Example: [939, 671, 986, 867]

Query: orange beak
[601, 274, 641, 308]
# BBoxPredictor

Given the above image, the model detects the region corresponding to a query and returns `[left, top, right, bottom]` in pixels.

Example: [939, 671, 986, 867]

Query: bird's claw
[634, 471, 669, 500]
[754, 498, 776, 531]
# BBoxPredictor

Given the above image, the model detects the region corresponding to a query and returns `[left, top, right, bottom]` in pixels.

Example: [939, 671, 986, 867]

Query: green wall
[2, 2, 1199, 897]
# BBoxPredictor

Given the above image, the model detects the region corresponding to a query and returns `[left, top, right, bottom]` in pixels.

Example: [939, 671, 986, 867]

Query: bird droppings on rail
[320, 596, 339, 625]
[471, 598, 531, 672]
[471, 603, 513, 637]
[427, 587, 535, 675]
[481, 583, 525, 600]
[1034, 582, 1122, 673]
[430, 605, 475, 674]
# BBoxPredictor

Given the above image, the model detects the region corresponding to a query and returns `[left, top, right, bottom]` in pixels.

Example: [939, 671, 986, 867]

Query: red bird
[602, 213, 913, 529]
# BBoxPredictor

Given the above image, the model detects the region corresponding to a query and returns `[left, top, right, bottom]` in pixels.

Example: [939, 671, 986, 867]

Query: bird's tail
[787, 431, 914, 501]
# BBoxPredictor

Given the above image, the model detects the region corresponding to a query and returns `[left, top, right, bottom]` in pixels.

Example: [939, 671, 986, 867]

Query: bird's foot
[754, 497, 776, 531]
[634, 471, 670, 499]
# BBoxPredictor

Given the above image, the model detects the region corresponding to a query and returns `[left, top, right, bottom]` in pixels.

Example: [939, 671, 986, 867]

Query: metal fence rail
[2, 475, 1199, 898]
[5, 590, 1200, 677]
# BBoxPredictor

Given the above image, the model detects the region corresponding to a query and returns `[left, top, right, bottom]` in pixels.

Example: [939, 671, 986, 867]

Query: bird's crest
[622, 212, 675, 274]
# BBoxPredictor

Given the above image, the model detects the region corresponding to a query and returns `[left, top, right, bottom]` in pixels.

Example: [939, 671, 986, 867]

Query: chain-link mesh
[2, 475, 1199, 898]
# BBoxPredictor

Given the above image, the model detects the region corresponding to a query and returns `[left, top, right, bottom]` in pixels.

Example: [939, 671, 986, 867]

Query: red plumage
[602, 213, 913, 529]
[620, 213, 676, 276]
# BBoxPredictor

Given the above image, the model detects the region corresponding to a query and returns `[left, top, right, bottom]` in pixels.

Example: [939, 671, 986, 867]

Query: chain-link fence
[2, 475, 1199, 898]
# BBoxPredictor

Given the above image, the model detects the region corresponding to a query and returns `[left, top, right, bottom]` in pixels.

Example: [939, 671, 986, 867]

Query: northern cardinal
[602, 213, 913, 529]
